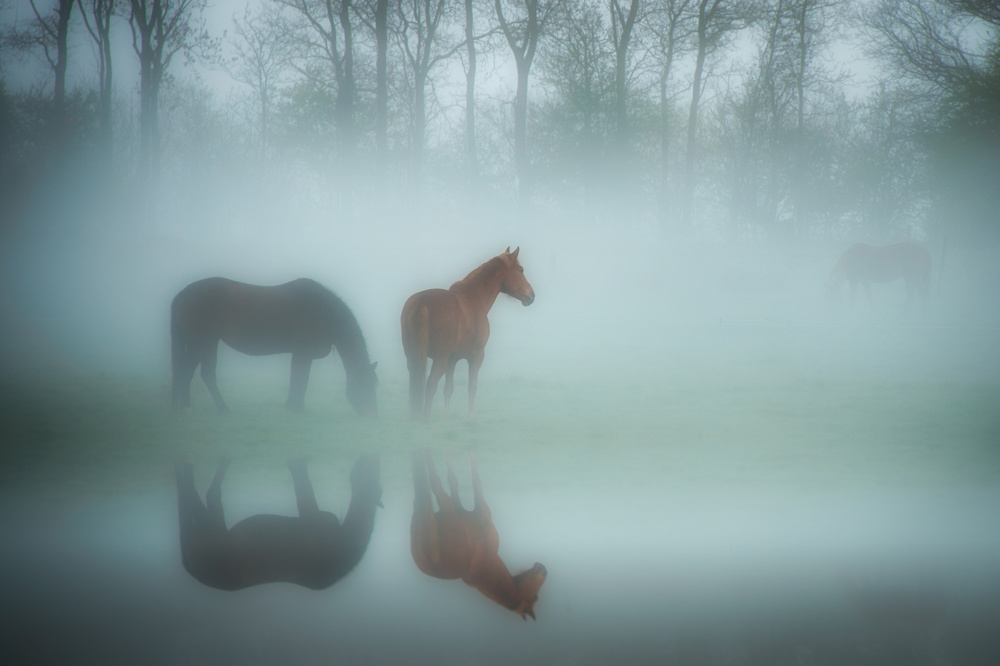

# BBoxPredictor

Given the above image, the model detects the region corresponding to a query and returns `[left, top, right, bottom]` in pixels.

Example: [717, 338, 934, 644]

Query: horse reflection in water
[401, 247, 535, 421]
[171, 277, 378, 415]
[410, 451, 546, 620]
[826, 242, 932, 310]
[175, 455, 382, 590]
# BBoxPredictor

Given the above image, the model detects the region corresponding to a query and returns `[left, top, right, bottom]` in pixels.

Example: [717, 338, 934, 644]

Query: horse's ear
[505, 246, 511, 254]
[511, 246, 520, 259]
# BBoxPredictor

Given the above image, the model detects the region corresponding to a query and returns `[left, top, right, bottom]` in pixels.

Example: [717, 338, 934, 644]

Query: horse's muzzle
[522, 291, 535, 306]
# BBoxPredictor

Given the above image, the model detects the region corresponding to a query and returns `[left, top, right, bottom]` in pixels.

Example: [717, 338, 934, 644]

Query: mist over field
[3, 0, 1000, 663]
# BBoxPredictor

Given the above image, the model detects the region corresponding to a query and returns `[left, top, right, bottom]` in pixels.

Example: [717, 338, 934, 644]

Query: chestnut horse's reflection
[410, 451, 546, 620]
[175, 455, 382, 590]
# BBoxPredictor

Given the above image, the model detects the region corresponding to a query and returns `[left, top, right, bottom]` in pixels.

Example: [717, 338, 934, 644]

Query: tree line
[1, 0, 997, 244]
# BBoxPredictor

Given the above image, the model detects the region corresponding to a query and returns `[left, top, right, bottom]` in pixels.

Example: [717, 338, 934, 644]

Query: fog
[2, 177, 1000, 662]
[3, 0, 1000, 660]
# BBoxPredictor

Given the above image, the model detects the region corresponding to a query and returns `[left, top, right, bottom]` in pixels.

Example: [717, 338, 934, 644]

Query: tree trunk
[375, 0, 388, 161]
[514, 62, 530, 200]
[53, 0, 73, 122]
[464, 0, 477, 179]
[338, 0, 356, 158]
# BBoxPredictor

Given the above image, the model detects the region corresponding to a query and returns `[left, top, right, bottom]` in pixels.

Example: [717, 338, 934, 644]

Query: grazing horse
[400, 247, 535, 421]
[826, 243, 932, 309]
[175, 455, 382, 591]
[410, 451, 546, 620]
[171, 277, 377, 414]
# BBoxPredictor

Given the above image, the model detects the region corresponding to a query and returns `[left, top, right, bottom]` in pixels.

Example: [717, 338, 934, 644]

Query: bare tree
[226, 4, 291, 159]
[681, 0, 754, 227]
[395, 0, 463, 182]
[78, 0, 119, 159]
[494, 0, 562, 201]
[129, 0, 215, 182]
[609, 0, 640, 153]
[275, 0, 359, 158]
[27, 0, 75, 121]
[858, 0, 996, 100]
[644, 0, 697, 225]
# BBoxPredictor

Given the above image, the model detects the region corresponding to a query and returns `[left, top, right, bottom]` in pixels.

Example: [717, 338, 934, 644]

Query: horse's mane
[450, 256, 507, 293]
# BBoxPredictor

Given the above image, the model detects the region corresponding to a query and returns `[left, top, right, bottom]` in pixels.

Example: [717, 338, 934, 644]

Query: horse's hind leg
[200, 342, 229, 413]
[289, 459, 321, 518]
[469, 454, 492, 522]
[442, 358, 459, 420]
[287, 354, 312, 411]
[205, 458, 231, 530]
[426, 452, 458, 514]
[423, 358, 447, 420]
[406, 356, 426, 421]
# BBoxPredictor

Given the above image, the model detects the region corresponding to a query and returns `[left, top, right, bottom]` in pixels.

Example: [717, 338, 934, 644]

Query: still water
[3, 477, 999, 665]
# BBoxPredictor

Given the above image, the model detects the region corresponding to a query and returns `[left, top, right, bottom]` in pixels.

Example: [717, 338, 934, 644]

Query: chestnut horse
[827, 243, 932, 309]
[410, 451, 546, 620]
[175, 455, 382, 590]
[400, 247, 535, 421]
[171, 277, 377, 414]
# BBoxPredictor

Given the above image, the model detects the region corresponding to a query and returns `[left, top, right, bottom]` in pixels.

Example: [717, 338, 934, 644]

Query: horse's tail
[402, 302, 430, 420]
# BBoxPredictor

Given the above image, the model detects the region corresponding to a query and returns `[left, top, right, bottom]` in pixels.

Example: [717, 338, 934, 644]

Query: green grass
[2, 357, 998, 502]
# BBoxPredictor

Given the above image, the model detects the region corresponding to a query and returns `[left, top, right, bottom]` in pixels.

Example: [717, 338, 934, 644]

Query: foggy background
[2, 0, 1000, 664]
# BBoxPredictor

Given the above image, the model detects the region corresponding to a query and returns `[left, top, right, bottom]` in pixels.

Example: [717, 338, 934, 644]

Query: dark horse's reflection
[175, 455, 382, 590]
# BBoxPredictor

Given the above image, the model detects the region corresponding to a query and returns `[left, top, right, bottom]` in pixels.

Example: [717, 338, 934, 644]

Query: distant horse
[175, 455, 382, 591]
[826, 243, 932, 309]
[401, 247, 535, 421]
[171, 277, 377, 414]
[410, 451, 546, 620]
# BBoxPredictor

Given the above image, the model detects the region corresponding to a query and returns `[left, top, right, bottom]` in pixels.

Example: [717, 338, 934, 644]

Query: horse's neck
[466, 553, 521, 610]
[338, 493, 378, 558]
[333, 328, 370, 376]
[452, 268, 505, 315]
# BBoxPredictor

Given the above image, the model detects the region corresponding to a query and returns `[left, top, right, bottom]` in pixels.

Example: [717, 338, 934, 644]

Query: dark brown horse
[171, 277, 377, 414]
[827, 243, 932, 309]
[400, 247, 535, 421]
[410, 451, 546, 620]
[175, 455, 382, 591]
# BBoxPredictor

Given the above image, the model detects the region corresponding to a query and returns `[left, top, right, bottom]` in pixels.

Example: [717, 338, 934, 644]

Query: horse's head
[512, 562, 547, 620]
[350, 453, 383, 508]
[500, 247, 535, 306]
[347, 361, 378, 417]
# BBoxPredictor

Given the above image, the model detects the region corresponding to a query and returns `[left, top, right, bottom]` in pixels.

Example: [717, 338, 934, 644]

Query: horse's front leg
[172, 345, 199, 412]
[206, 458, 231, 530]
[467, 351, 485, 421]
[287, 353, 312, 411]
[289, 459, 321, 518]
[442, 358, 460, 420]
[201, 342, 229, 413]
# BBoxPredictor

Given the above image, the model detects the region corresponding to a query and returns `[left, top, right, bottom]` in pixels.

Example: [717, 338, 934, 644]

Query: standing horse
[400, 247, 535, 421]
[410, 451, 546, 620]
[171, 277, 377, 414]
[175, 455, 382, 590]
[826, 243, 932, 309]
